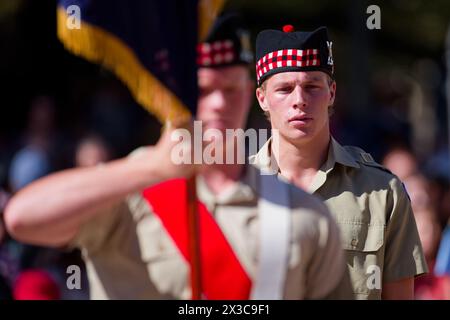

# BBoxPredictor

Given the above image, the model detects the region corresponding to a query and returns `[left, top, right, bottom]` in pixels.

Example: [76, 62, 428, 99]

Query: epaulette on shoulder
[344, 146, 394, 175]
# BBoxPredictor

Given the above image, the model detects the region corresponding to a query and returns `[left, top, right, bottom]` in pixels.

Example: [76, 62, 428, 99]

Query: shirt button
[351, 239, 358, 247]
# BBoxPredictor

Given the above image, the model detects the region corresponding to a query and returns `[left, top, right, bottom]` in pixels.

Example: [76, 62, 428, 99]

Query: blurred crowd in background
[0, 0, 450, 299]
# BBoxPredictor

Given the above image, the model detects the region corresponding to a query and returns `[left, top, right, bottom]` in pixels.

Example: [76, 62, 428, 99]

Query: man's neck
[200, 163, 244, 196]
[199, 136, 247, 195]
[272, 129, 330, 190]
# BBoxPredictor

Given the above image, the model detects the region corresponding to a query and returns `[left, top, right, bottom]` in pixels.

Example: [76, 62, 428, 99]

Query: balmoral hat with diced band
[255, 25, 334, 86]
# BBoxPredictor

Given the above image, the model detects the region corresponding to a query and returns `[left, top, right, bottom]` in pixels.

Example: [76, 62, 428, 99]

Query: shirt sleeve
[67, 147, 153, 253]
[67, 200, 129, 254]
[383, 177, 428, 283]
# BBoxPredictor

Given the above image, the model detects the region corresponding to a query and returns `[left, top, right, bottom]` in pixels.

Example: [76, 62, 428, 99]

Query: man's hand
[130, 124, 196, 182]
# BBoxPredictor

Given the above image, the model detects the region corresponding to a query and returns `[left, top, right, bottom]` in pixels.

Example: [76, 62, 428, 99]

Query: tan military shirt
[250, 137, 428, 299]
[69, 149, 352, 300]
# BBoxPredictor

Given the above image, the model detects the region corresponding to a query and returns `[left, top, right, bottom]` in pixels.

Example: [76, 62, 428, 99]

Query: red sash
[142, 178, 251, 299]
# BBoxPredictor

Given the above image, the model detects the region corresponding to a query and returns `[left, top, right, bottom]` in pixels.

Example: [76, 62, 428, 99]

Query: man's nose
[209, 90, 227, 111]
[292, 86, 307, 109]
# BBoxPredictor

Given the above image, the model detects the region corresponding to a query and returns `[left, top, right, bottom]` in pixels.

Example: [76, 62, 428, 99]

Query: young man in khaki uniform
[5, 16, 352, 300]
[251, 25, 428, 299]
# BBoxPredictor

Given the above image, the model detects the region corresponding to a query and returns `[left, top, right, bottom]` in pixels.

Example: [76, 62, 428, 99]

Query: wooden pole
[187, 175, 202, 299]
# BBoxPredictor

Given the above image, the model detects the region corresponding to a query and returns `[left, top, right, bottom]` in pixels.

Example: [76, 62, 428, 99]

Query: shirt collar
[196, 170, 257, 208]
[251, 136, 360, 174]
[329, 136, 360, 169]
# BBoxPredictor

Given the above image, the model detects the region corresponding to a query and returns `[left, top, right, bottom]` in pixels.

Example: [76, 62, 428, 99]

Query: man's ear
[256, 87, 269, 112]
[247, 79, 255, 96]
[245, 78, 255, 107]
[329, 81, 336, 106]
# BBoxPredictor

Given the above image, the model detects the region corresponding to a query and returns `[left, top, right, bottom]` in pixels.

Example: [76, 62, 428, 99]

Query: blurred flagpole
[190, 0, 225, 299]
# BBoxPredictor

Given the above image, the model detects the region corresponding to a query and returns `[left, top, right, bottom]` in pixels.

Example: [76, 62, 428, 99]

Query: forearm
[5, 157, 163, 246]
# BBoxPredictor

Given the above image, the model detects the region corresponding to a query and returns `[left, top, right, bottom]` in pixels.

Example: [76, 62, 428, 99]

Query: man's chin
[203, 121, 229, 132]
[280, 129, 313, 144]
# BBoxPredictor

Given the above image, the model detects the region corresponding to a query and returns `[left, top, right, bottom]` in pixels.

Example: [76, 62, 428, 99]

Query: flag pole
[187, 175, 202, 300]
[170, 115, 202, 300]
[188, 0, 225, 299]
[172, 114, 202, 300]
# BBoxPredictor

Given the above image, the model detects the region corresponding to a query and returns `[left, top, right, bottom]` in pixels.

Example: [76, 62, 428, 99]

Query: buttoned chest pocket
[338, 221, 384, 251]
[336, 221, 385, 298]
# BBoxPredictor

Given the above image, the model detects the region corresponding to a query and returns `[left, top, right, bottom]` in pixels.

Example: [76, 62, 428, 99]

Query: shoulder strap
[142, 179, 251, 300]
[344, 146, 393, 174]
